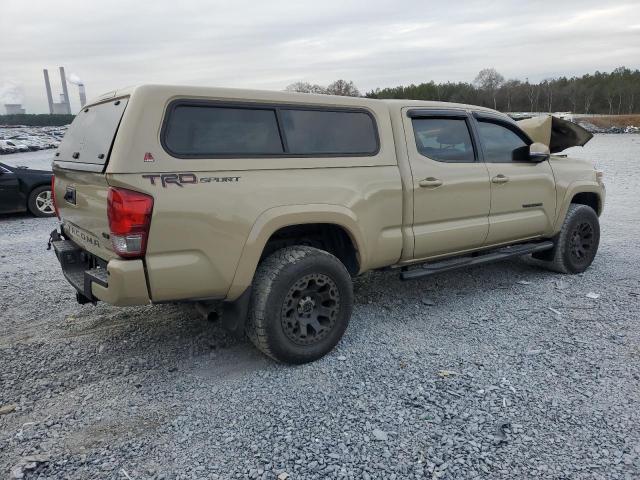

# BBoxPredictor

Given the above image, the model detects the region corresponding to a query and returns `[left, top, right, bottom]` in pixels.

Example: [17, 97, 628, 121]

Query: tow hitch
[47, 228, 63, 250]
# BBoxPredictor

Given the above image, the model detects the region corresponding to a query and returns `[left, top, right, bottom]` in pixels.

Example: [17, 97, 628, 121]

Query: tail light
[107, 187, 154, 258]
[51, 176, 60, 219]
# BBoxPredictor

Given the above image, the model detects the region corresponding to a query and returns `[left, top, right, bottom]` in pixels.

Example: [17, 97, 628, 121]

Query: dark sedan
[0, 162, 55, 217]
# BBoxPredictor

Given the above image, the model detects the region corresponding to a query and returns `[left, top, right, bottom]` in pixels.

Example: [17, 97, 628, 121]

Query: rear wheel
[540, 204, 600, 273]
[27, 185, 55, 217]
[246, 246, 353, 364]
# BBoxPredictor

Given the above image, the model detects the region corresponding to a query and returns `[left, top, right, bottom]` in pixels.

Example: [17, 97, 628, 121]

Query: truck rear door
[52, 98, 129, 260]
[402, 108, 491, 259]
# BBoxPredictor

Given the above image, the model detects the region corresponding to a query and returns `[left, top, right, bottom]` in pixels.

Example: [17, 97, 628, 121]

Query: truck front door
[403, 109, 491, 259]
[472, 113, 557, 245]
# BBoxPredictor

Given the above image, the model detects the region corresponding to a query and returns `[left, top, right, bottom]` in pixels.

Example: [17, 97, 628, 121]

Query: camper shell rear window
[161, 100, 379, 158]
[55, 98, 128, 170]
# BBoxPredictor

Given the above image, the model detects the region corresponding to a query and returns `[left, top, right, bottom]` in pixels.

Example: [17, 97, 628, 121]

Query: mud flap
[221, 287, 252, 337]
[195, 287, 252, 338]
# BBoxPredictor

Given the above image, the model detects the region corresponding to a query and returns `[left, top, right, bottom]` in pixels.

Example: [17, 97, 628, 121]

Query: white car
[1, 140, 29, 152]
[0, 140, 19, 154]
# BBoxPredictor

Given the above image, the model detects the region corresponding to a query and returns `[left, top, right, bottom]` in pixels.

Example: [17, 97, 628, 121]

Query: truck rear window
[280, 109, 377, 155]
[412, 118, 475, 163]
[56, 98, 128, 167]
[162, 102, 379, 158]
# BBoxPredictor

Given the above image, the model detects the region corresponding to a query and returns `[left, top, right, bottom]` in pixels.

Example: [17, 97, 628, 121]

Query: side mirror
[529, 142, 550, 162]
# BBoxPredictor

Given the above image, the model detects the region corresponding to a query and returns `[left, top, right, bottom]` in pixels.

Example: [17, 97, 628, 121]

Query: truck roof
[86, 84, 503, 117]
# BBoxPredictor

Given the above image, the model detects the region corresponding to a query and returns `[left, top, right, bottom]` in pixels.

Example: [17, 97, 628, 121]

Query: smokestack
[78, 84, 87, 107]
[43, 69, 54, 114]
[59, 66, 71, 114]
[65, 72, 87, 109]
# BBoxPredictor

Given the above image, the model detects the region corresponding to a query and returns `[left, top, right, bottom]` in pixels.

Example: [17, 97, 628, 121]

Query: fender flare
[553, 181, 603, 233]
[226, 204, 366, 300]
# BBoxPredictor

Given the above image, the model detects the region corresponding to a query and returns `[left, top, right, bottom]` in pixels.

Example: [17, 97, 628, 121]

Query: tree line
[4, 68, 638, 127]
[287, 67, 640, 114]
[0, 114, 74, 126]
[285, 79, 361, 97]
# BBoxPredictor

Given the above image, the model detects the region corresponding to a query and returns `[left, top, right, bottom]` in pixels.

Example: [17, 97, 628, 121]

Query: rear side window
[477, 120, 529, 162]
[162, 102, 379, 158]
[164, 106, 283, 156]
[280, 109, 377, 155]
[412, 118, 475, 163]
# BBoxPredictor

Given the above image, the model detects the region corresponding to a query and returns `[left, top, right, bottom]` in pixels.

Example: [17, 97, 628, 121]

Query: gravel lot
[1, 134, 639, 479]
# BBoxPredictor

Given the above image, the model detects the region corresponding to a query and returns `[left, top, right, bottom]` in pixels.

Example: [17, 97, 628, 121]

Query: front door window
[476, 121, 529, 162]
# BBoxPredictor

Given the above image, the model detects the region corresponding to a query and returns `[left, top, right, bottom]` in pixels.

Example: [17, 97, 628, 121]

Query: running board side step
[400, 241, 555, 281]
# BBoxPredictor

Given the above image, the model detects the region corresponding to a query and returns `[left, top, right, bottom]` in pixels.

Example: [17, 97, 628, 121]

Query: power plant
[4, 104, 25, 114]
[43, 66, 87, 114]
[43, 67, 71, 114]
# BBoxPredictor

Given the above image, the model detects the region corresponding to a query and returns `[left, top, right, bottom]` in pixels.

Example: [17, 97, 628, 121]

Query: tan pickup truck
[50, 85, 605, 363]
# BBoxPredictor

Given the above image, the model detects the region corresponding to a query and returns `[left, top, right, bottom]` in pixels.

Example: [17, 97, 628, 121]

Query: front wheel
[540, 204, 600, 274]
[246, 246, 353, 364]
[27, 185, 56, 217]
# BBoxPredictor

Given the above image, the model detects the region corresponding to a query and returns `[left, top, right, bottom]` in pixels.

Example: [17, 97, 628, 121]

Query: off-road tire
[246, 246, 353, 364]
[539, 204, 600, 274]
[27, 185, 56, 217]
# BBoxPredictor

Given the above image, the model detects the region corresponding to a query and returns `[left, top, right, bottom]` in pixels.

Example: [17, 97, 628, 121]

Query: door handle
[491, 174, 509, 184]
[419, 177, 443, 188]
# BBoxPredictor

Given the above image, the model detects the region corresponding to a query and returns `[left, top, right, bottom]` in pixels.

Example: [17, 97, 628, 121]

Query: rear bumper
[52, 238, 150, 306]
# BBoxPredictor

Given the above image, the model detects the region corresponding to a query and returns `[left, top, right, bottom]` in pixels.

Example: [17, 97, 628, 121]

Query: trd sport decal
[141, 173, 240, 187]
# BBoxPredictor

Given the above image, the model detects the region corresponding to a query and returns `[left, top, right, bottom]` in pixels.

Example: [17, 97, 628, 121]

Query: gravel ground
[1, 134, 639, 479]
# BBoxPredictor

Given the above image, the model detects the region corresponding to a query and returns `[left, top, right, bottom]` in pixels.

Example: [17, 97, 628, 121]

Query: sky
[1, 0, 639, 113]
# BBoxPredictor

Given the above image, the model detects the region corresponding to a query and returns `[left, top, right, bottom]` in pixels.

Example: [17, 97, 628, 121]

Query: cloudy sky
[1, 0, 639, 113]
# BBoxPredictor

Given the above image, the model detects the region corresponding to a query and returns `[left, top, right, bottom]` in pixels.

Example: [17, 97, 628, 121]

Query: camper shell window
[161, 100, 380, 158]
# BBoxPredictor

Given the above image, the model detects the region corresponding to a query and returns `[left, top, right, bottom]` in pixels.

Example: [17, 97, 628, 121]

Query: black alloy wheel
[280, 273, 340, 346]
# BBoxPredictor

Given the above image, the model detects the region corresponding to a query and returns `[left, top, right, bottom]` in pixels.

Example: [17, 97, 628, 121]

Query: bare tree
[604, 87, 615, 115]
[474, 68, 504, 109]
[501, 79, 519, 112]
[435, 83, 442, 101]
[612, 66, 627, 115]
[325, 79, 360, 97]
[285, 79, 360, 97]
[525, 80, 540, 112]
[584, 89, 594, 114]
[542, 79, 554, 113]
[284, 82, 327, 94]
[567, 81, 579, 113]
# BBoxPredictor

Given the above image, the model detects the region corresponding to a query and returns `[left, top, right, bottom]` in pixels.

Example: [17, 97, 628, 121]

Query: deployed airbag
[517, 115, 593, 153]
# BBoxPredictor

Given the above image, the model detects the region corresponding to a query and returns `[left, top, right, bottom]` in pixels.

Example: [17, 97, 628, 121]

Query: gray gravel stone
[1, 137, 639, 479]
[372, 429, 388, 441]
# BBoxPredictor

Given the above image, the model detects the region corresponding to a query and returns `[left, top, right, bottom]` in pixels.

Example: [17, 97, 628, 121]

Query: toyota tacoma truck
[49, 85, 604, 364]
